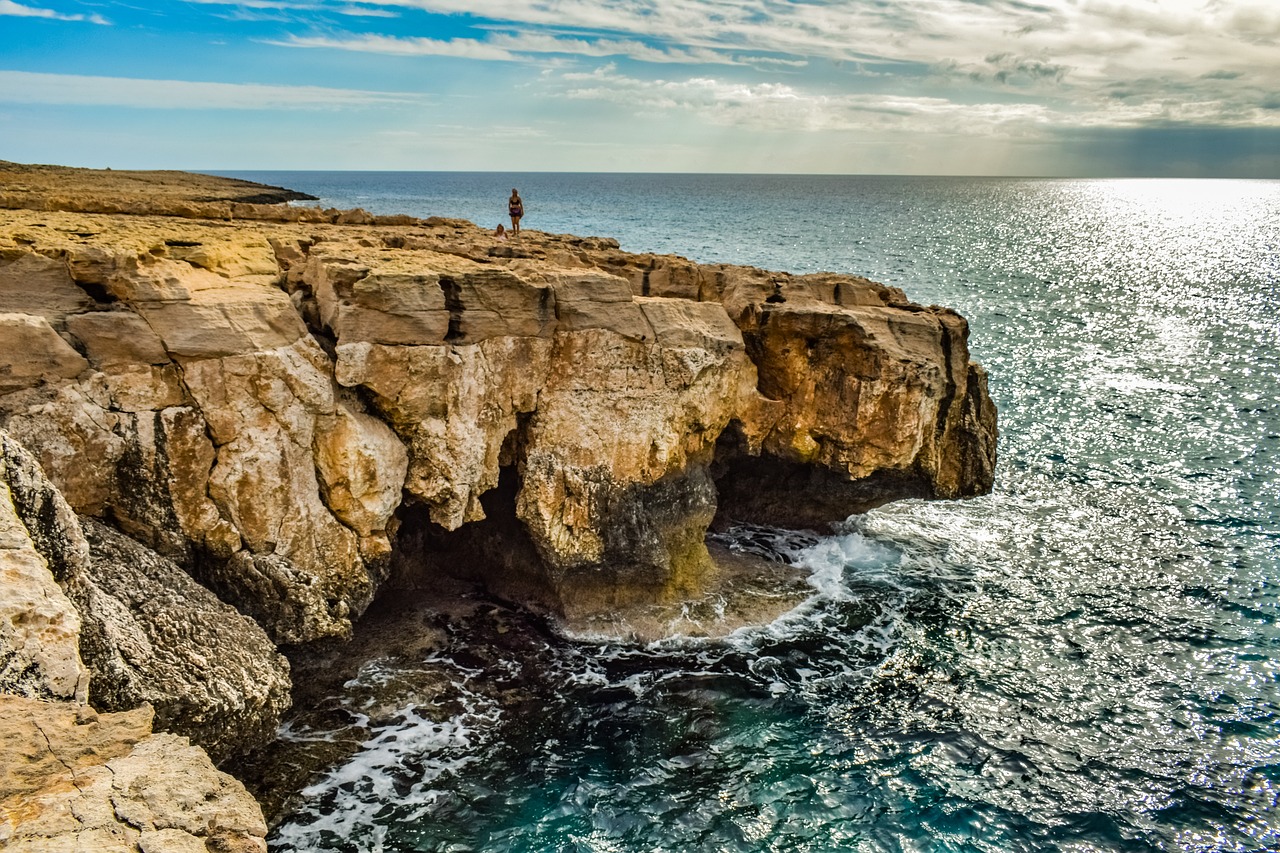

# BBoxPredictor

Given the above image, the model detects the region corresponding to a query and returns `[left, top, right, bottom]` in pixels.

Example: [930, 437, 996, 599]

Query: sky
[1, 0, 1278, 175]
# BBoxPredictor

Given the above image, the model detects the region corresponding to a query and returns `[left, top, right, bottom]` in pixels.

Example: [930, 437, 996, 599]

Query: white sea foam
[272, 659, 503, 852]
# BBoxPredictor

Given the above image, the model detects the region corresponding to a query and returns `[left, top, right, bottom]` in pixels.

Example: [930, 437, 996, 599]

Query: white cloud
[271, 33, 517, 60]
[270, 29, 733, 64]
[349, 1, 1279, 97]
[0, 0, 107, 24]
[0, 70, 424, 109]
[558, 66, 1054, 136]
[167, 0, 323, 9]
[335, 5, 398, 17]
[171, 0, 1280, 125]
[554, 63, 1280, 135]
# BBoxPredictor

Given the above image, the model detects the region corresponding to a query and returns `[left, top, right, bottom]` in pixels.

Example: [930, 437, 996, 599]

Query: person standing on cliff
[508, 189, 524, 235]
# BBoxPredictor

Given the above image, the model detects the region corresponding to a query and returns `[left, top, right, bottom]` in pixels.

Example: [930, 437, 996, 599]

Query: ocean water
[217, 173, 1280, 852]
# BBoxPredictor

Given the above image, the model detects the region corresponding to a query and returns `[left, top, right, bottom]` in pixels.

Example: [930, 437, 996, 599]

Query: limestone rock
[78, 519, 291, 764]
[336, 336, 552, 530]
[163, 232, 279, 279]
[0, 696, 267, 853]
[541, 270, 650, 339]
[65, 310, 170, 368]
[179, 341, 373, 643]
[1, 428, 289, 762]
[0, 427, 96, 610]
[515, 308, 754, 609]
[0, 252, 94, 325]
[313, 405, 408, 557]
[716, 300, 998, 526]
[0, 192, 997, 639]
[0, 381, 126, 517]
[0, 432, 88, 702]
[0, 313, 89, 394]
[110, 259, 306, 360]
[304, 243, 556, 345]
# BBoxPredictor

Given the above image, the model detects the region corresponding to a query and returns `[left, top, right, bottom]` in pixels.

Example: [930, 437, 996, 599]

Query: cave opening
[709, 420, 932, 532]
[386, 463, 558, 614]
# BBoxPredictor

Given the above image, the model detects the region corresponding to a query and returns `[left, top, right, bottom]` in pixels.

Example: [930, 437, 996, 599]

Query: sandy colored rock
[0, 165, 996, 638]
[0, 313, 89, 394]
[1, 428, 288, 762]
[0, 252, 94, 325]
[65, 310, 170, 367]
[514, 313, 755, 610]
[0, 380, 127, 517]
[0, 695, 267, 853]
[336, 336, 552, 530]
[313, 404, 409, 546]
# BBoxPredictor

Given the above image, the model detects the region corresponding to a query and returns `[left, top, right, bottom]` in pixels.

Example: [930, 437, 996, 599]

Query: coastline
[0, 162, 996, 847]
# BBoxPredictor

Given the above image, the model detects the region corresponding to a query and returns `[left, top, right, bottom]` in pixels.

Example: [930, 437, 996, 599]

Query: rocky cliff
[0, 163, 995, 838]
[0, 202, 995, 637]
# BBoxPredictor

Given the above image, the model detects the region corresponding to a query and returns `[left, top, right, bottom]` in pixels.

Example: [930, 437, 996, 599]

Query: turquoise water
[221, 173, 1280, 852]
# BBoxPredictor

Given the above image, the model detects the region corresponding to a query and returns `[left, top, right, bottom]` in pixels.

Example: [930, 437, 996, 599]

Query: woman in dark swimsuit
[508, 189, 524, 234]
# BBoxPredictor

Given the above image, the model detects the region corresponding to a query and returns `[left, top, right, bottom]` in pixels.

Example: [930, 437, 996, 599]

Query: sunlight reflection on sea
[233, 174, 1280, 853]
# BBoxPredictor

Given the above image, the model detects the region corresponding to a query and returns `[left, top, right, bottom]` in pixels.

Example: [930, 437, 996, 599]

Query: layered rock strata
[1, 201, 996, 639]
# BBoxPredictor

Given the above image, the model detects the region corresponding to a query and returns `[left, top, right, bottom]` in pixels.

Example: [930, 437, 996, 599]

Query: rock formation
[0, 161, 996, 841]
[0, 430, 276, 848]
[0, 429, 290, 760]
[0, 189, 996, 641]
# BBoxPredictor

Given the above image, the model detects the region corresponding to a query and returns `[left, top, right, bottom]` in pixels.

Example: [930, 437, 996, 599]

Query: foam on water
[271, 657, 504, 852]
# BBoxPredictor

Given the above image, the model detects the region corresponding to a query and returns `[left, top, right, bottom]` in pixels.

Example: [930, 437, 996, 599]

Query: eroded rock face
[0, 433, 88, 702]
[0, 230, 399, 644]
[79, 519, 291, 764]
[0, 696, 267, 853]
[0, 205, 996, 637]
[0, 428, 290, 762]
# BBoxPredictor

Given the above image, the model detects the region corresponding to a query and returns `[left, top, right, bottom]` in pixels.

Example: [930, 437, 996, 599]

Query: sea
[215, 172, 1280, 853]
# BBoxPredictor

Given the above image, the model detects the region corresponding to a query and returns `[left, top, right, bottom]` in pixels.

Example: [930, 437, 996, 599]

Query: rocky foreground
[0, 162, 996, 848]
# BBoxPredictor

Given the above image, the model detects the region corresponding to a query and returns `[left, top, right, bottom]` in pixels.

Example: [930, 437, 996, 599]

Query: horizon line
[199, 168, 1280, 181]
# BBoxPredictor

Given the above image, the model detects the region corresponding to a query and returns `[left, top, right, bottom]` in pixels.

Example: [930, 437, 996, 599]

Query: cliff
[0, 163, 995, 837]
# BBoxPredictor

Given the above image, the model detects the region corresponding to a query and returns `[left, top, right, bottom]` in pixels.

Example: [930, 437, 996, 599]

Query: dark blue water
[221, 173, 1280, 852]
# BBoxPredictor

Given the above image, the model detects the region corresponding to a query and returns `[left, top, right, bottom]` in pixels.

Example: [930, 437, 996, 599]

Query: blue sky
[1, 0, 1278, 175]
